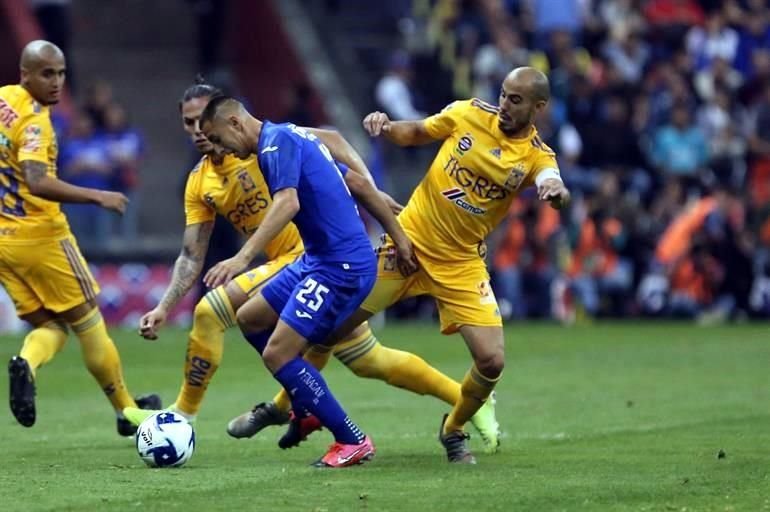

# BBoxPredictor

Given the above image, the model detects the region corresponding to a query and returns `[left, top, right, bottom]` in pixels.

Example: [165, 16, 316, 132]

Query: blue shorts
[260, 257, 376, 344]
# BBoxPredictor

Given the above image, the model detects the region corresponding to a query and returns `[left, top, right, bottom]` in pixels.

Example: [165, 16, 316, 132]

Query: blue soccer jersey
[257, 122, 373, 271]
[256, 122, 377, 343]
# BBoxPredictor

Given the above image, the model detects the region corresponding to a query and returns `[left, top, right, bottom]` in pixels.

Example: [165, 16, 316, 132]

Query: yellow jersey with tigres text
[0, 84, 69, 242]
[399, 98, 559, 262]
[184, 153, 303, 261]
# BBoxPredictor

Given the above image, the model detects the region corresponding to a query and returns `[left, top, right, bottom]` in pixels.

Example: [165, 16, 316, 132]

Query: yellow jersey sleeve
[423, 100, 472, 139]
[525, 137, 560, 187]
[183, 162, 215, 226]
[15, 111, 54, 165]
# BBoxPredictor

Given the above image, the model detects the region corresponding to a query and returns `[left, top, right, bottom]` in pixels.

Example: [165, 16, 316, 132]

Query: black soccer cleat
[8, 356, 36, 427]
[117, 393, 162, 436]
[438, 414, 477, 464]
[278, 411, 323, 449]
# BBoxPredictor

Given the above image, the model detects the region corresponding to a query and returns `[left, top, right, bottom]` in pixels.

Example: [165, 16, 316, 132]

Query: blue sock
[242, 330, 270, 355]
[274, 357, 365, 445]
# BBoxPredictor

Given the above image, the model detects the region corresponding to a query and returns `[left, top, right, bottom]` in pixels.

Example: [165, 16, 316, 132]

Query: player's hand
[380, 191, 404, 215]
[204, 255, 248, 289]
[394, 238, 419, 277]
[538, 178, 570, 210]
[363, 111, 392, 137]
[139, 307, 167, 340]
[96, 190, 129, 214]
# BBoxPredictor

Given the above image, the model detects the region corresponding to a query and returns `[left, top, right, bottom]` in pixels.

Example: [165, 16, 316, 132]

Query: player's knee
[261, 343, 287, 373]
[475, 352, 504, 379]
[193, 299, 222, 332]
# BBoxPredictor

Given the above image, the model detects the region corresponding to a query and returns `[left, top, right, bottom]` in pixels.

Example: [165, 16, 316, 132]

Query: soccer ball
[135, 411, 195, 468]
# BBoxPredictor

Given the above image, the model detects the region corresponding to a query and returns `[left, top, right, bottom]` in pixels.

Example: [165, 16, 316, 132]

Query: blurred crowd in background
[18, 0, 770, 325]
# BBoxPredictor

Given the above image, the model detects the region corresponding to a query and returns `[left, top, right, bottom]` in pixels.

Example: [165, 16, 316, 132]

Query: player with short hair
[271, 67, 570, 464]
[1, 40, 159, 434]
[198, 95, 418, 467]
[124, 80, 499, 455]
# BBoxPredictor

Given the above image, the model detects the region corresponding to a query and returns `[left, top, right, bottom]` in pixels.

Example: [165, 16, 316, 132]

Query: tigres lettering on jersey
[184, 154, 303, 260]
[399, 98, 559, 262]
[0, 85, 68, 242]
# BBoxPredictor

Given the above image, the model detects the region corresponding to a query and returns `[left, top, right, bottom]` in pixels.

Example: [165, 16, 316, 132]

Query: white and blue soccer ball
[135, 411, 195, 468]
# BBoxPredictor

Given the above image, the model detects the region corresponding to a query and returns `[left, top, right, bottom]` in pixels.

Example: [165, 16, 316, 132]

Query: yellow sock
[71, 308, 136, 412]
[339, 330, 461, 405]
[272, 343, 334, 413]
[19, 320, 68, 377]
[175, 287, 233, 416]
[444, 365, 500, 434]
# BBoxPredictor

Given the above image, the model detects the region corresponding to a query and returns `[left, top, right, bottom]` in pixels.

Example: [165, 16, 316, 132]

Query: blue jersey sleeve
[260, 127, 302, 192]
[335, 161, 349, 176]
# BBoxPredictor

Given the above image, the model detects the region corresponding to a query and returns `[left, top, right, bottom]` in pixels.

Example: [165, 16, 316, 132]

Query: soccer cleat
[226, 401, 290, 439]
[438, 414, 477, 464]
[469, 391, 501, 454]
[8, 356, 36, 427]
[278, 411, 323, 449]
[117, 394, 162, 436]
[312, 435, 375, 468]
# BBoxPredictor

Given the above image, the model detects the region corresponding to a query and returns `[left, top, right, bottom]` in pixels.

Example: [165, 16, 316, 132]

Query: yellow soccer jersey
[0, 84, 68, 242]
[399, 98, 559, 262]
[184, 153, 303, 261]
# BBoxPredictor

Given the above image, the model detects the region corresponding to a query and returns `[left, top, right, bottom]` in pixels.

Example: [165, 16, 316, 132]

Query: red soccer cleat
[312, 435, 376, 468]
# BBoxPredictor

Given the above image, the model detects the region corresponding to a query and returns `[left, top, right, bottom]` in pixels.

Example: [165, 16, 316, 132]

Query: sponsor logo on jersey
[455, 133, 474, 156]
[237, 169, 256, 192]
[441, 187, 486, 215]
[443, 155, 509, 201]
[0, 98, 19, 128]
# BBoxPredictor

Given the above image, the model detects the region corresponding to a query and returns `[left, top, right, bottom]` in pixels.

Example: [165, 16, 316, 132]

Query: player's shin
[71, 308, 136, 411]
[444, 364, 501, 434]
[175, 289, 233, 417]
[19, 320, 68, 376]
[272, 343, 333, 413]
[273, 357, 365, 445]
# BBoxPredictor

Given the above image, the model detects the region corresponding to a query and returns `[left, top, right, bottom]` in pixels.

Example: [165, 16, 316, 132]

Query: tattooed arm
[138, 221, 214, 340]
[22, 161, 129, 214]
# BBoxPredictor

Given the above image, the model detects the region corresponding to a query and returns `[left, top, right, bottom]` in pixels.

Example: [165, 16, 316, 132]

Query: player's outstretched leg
[125, 286, 240, 427]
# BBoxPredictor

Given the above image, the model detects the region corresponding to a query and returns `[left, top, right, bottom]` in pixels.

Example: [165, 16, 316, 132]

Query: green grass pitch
[1, 322, 768, 511]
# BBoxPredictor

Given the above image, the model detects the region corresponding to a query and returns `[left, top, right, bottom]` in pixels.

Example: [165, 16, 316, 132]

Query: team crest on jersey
[203, 193, 216, 208]
[504, 163, 527, 191]
[455, 133, 474, 156]
[237, 170, 256, 192]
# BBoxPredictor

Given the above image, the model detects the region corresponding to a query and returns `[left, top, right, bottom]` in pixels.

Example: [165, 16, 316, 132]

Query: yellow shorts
[362, 239, 502, 334]
[0, 234, 99, 316]
[232, 251, 302, 298]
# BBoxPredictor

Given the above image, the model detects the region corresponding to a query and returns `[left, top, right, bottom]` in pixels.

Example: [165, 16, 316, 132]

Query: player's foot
[312, 435, 375, 468]
[278, 411, 323, 449]
[117, 394, 162, 436]
[438, 414, 476, 464]
[227, 401, 290, 439]
[469, 392, 501, 454]
[8, 356, 36, 427]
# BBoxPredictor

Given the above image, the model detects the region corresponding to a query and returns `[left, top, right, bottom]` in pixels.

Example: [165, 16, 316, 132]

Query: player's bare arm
[362, 111, 437, 146]
[22, 160, 129, 214]
[139, 221, 214, 340]
[344, 170, 418, 276]
[204, 188, 299, 289]
[308, 127, 403, 214]
[537, 177, 570, 210]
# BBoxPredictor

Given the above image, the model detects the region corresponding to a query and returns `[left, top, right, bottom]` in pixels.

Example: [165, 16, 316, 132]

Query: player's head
[199, 95, 255, 159]
[20, 40, 66, 105]
[498, 67, 550, 136]
[179, 75, 223, 154]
